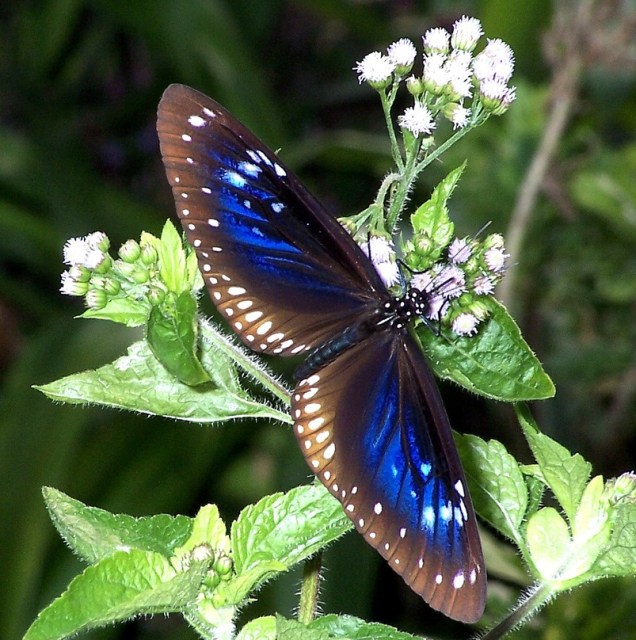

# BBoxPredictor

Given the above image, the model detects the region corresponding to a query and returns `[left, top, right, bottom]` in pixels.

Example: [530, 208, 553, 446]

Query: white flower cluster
[410, 233, 509, 337]
[360, 235, 400, 287]
[355, 16, 516, 136]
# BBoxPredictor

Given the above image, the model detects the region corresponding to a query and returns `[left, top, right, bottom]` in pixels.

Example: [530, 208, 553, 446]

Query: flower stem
[199, 317, 291, 409]
[474, 582, 554, 640]
[298, 553, 323, 625]
[381, 90, 404, 171]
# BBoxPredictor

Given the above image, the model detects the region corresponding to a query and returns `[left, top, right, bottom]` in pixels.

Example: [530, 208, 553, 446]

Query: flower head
[355, 51, 395, 88]
[452, 312, 480, 336]
[473, 273, 495, 295]
[398, 103, 436, 137]
[422, 28, 450, 55]
[451, 16, 483, 52]
[63, 236, 90, 266]
[473, 38, 515, 83]
[387, 38, 417, 72]
[422, 53, 448, 94]
[448, 237, 472, 264]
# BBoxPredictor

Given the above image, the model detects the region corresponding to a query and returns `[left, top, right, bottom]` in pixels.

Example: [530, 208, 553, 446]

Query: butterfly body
[157, 84, 486, 622]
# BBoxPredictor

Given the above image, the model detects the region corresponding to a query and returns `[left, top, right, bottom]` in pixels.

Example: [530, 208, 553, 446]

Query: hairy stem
[199, 317, 291, 409]
[475, 582, 554, 640]
[298, 553, 323, 625]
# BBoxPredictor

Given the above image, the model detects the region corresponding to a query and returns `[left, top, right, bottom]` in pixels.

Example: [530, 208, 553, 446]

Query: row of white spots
[245, 148, 287, 178]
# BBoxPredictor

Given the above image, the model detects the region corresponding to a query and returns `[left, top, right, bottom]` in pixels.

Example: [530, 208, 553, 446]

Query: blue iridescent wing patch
[157, 84, 385, 356]
[157, 84, 486, 622]
[292, 331, 485, 621]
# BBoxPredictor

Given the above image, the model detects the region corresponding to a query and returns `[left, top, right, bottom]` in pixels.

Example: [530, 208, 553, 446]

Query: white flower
[422, 53, 448, 92]
[449, 237, 472, 264]
[473, 274, 495, 295]
[451, 16, 483, 52]
[60, 271, 80, 295]
[387, 38, 417, 69]
[452, 312, 480, 336]
[355, 51, 395, 85]
[361, 235, 395, 263]
[484, 246, 509, 272]
[375, 260, 401, 287]
[85, 231, 108, 250]
[422, 28, 450, 54]
[63, 236, 90, 266]
[436, 264, 466, 299]
[450, 105, 470, 129]
[473, 38, 515, 83]
[398, 103, 436, 136]
[445, 50, 473, 98]
[83, 248, 106, 270]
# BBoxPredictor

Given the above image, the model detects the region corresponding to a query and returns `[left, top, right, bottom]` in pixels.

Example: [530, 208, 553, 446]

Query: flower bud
[85, 289, 108, 310]
[140, 243, 158, 266]
[118, 239, 141, 263]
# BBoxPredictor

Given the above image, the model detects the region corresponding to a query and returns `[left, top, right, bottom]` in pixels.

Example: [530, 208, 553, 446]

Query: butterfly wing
[292, 330, 486, 622]
[157, 84, 386, 355]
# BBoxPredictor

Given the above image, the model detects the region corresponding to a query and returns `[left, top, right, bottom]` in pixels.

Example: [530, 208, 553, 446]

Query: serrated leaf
[23, 550, 208, 640]
[517, 404, 591, 523]
[216, 561, 287, 605]
[307, 613, 424, 639]
[42, 487, 192, 564]
[232, 484, 352, 580]
[79, 297, 149, 327]
[410, 163, 464, 250]
[147, 292, 210, 386]
[35, 339, 287, 423]
[418, 298, 555, 401]
[527, 507, 571, 580]
[158, 220, 188, 294]
[236, 616, 277, 640]
[277, 616, 331, 640]
[455, 434, 527, 545]
[594, 498, 636, 577]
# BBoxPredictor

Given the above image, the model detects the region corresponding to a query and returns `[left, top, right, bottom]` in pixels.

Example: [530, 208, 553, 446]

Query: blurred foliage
[1, 0, 636, 639]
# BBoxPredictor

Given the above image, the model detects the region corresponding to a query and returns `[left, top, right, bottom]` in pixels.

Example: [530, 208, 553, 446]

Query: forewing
[157, 84, 385, 356]
[291, 331, 486, 622]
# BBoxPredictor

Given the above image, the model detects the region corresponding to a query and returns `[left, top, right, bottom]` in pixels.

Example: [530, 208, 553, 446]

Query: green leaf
[79, 296, 149, 327]
[216, 561, 287, 605]
[411, 163, 464, 243]
[231, 483, 352, 585]
[455, 434, 527, 546]
[526, 507, 571, 580]
[236, 616, 277, 640]
[35, 339, 288, 423]
[517, 404, 591, 522]
[157, 219, 189, 294]
[42, 487, 192, 564]
[147, 292, 210, 386]
[176, 504, 230, 554]
[419, 298, 555, 401]
[595, 497, 636, 577]
[23, 549, 208, 640]
[278, 613, 424, 640]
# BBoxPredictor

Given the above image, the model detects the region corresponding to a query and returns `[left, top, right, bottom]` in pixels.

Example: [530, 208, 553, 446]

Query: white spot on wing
[188, 115, 206, 127]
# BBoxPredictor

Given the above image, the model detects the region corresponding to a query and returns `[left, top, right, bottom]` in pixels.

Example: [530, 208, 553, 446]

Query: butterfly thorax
[294, 286, 430, 381]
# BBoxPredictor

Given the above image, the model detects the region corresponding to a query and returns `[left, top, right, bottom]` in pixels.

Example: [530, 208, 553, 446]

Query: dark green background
[2, 1, 636, 638]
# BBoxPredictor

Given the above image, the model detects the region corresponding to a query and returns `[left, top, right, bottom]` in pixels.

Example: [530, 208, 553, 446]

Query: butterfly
[157, 84, 486, 622]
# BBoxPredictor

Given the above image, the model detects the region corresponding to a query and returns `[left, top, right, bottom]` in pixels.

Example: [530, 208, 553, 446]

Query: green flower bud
[140, 243, 158, 266]
[215, 554, 233, 577]
[85, 289, 107, 310]
[406, 76, 424, 96]
[118, 239, 141, 263]
[147, 286, 166, 306]
[68, 265, 91, 283]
